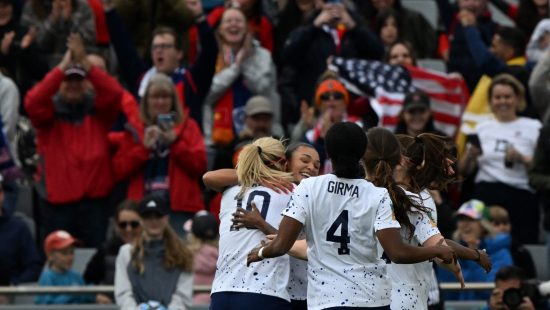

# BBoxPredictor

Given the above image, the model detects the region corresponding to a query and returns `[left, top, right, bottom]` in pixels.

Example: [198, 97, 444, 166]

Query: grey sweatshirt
[115, 241, 193, 309]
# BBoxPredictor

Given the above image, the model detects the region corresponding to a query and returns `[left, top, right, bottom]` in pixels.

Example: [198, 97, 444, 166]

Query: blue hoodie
[438, 232, 514, 300]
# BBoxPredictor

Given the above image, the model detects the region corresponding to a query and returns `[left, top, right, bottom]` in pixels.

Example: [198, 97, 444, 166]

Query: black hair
[384, 40, 418, 66]
[285, 142, 315, 161]
[516, 0, 548, 37]
[326, 122, 367, 178]
[495, 26, 527, 58]
[374, 8, 402, 41]
[495, 266, 527, 282]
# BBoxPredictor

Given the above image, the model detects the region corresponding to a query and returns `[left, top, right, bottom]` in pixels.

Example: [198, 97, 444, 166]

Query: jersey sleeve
[282, 182, 308, 225]
[374, 191, 401, 231]
[413, 211, 441, 245]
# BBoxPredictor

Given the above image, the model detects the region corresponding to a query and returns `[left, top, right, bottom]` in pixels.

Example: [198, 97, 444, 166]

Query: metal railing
[0, 283, 492, 295]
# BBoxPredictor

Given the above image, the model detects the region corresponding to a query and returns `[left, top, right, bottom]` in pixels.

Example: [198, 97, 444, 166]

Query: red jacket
[109, 115, 207, 213]
[25, 66, 123, 204]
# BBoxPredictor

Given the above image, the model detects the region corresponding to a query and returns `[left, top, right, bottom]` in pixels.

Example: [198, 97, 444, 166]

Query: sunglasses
[320, 92, 344, 101]
[118, 221, 140, 230]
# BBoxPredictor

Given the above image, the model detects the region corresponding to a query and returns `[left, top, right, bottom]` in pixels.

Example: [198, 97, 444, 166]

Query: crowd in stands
[0, 0, 549, 307]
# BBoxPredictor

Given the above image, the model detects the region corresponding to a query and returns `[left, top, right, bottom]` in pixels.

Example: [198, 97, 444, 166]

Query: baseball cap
[44, 230, 79, 255]
[191, 210, 219, 241]
[138, 195, 170, 216]
[403, 91, 430, 111]
[456, 199, 490, 221]
[64, 65, 86, 79]
[245, 96, 273, 117]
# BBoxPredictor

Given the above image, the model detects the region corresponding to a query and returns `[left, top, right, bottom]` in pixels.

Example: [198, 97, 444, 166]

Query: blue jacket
[438, 233, 513, 301]
[35, 267, 94, 304]
[0, 209, 42, 285]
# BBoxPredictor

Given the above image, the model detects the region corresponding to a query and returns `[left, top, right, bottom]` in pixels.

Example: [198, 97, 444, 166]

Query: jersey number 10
[230, 190, 271, 231]
[326, 210, 350, 255]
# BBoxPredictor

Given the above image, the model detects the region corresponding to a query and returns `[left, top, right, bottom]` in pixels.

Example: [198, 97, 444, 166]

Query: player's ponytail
[397, 134, 457, 192]
[364, 127, 423, 240]
[235, 137, 293, 199]
[326, 122, 367, 179]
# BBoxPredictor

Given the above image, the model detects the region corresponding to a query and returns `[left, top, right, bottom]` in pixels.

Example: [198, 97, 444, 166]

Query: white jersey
[287, 229, 308, 301]
[282, 174, 400, 310]
[212, 185, 291, 301]
[387, 190, 440, 310]
[475, 117, 541, 191]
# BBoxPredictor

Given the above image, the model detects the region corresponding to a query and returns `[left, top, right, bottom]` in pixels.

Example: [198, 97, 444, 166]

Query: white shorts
[390, 282, 429, 310]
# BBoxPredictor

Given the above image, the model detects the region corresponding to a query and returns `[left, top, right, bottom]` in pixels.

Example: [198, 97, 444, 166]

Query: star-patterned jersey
[211, 185, 291, 301]
[282, 174, 400, 310]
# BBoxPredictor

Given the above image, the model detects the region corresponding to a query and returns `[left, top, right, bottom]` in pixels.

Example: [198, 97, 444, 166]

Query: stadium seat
[445, 300, 488, 309]
[488, 3, 515, 27]
[417, 58, 447, 73]
[72, 248, 97, 275]
[524, 244, 549, 280]
[400, 0, 439, 30]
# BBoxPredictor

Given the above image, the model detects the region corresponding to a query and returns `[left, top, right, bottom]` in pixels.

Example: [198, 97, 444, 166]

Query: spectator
[354, 0, 437, 58]
[489, 205, 536, 279]
[114, 195, 193, 310]
[0, 176, 42, 288]
[0, 0, 49, 96]
[207, 0, 274, 52]
[185, 210, 219, 305]
[447, 0, 498, 91]
[459, 74, 542, 245]
[300, 78, 362, 174]
[273, 0, 319, 66]
[374, 9, 401, 49]
[439, 199, 513, 301]
[282, 0, 383, 119]
[104, 0, 193, 59]
[517, 0, 548, 38]
[36, 230, 93, 304]
[529, 122, 550, 271]
[526, 19, 550, 64]
[529, 48, 550, 123]
[212, 95, 283, 170]
[110, 74, 207, 237]
[489, 266, 536, 310]
[384, 40, 417, 66]
[460, 23, 537, 118]
[394, 90, 447, 137]
[83, 200, 142, 304]
[104, 0, 218, 126]
[203, 7, 280, 151]
[21, 0, 96, 68]
[0, 73, 19, 165]
[25, 34, 123, 248]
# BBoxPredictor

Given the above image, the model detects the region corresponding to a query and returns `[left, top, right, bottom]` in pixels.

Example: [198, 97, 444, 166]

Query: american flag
[331, 57, 470, 137]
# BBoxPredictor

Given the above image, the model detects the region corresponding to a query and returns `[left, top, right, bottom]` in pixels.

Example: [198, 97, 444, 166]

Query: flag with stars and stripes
[330, 57, 469, 137]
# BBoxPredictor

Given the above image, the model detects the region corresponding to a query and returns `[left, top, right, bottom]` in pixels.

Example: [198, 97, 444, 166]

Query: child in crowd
[36, 230, 93, 304]
[439, 200, 513, 301]
[185, 210, 219, 305]
[489, 205, 536, 278]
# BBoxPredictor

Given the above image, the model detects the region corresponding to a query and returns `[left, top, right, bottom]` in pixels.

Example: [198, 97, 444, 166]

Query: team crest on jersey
[327, 181, 359, 198]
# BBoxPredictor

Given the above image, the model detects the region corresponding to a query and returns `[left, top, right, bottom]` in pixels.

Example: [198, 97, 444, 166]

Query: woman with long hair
[84, 200, 142, 304]
[204, 142, 320, 310]
[203, 7, 279, 151]
[210, 137, 294, 310]
[114, 195, 193, 309]
[248, 122, 456, 310]
[110, 73, 207, 237]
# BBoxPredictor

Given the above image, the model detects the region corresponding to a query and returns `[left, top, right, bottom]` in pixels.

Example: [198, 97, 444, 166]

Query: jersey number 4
[326, 210, 350, 255]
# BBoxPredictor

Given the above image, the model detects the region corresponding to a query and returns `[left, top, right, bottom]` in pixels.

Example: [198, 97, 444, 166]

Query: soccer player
[210, 137, 294, 310]
[203, 142, 320, 310]
[247, 122, 456, 310]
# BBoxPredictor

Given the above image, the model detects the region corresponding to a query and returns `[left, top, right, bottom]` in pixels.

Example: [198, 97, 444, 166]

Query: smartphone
[466, 134, 482, 154]
[157, 113, 175, 131]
